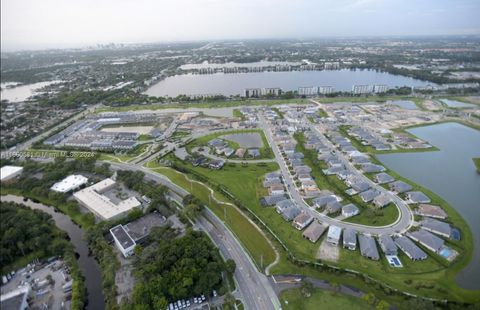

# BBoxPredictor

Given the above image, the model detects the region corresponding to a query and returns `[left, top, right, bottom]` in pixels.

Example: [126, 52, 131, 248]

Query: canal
[0, 195, 105, 309]
[377, 122, 480, 290]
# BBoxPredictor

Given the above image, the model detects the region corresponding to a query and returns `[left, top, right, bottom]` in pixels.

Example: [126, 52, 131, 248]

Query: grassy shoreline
[473, 158, 480, 173]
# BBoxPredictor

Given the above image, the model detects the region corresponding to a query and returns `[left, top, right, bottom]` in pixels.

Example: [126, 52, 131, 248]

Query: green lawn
[96, 98, 308, 113]
[280, 287, 371, 310]
[472, 158, 480, 173]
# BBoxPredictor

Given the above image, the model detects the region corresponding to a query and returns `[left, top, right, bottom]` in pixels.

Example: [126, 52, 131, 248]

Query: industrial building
[50, 175, 88, 193]
[0, 165, 23, 182]
[73, 178, 141, 221]
[110, 212, 166, 257]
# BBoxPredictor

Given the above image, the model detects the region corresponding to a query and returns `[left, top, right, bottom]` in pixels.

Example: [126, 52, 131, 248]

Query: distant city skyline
[2, 0, 480, 51]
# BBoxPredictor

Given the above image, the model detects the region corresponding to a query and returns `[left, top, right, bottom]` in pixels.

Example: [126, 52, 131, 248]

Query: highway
[258, 114, 414, 236]
[196, 209, 281, 310]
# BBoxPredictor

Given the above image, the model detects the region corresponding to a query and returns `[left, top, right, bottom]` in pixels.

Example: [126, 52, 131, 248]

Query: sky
[1, 0, 480, 51]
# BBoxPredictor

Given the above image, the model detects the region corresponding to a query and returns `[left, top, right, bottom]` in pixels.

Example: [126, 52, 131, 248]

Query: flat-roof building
[0, 286, 30, 310]
[74, 178, 141, 221]
[110, 225, 136, 257]
[51, 175, 88, 193]
[0, 166, 23, 182]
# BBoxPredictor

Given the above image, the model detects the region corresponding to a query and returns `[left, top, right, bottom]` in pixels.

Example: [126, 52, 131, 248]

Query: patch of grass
[145, 161, 277, 270]
[138, 134, 153, 141]
[280, 287, 371, 310]
[232, 109, 245, 120]
[473, 158, 480, 173]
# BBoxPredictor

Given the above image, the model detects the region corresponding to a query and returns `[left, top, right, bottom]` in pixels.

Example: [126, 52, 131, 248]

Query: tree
[225, 259, 236, 275]
[376, 300, 390, 310]
[300, 279, 314, 298]
[223, 292, 235, 309]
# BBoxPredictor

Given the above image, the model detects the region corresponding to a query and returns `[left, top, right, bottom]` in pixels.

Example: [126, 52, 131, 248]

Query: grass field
[96, 98, 308, 113]
[145, 161, 277, 270]
[280, 287, 371, 310]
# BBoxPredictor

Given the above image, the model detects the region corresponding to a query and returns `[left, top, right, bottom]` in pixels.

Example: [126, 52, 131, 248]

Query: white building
[352, 85, 374, 95]
[244, 88, 261, 98]
[51, 175, 88, 193]
[318, 86, 335, 95]
[373, 85, 389, 93]
[0, 165, 23, 182]
[73, 178, 141, 221]
[110, 225, 136, 257]
[298, 86, 318, 96]
[261, 88, 282, 96]
[0, 285, 30, 310]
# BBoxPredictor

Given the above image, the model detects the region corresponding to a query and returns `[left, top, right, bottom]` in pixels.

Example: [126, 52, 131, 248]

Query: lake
[377, 122, 480, 290]
[145, 69, 432, 97]
[0, 195, 105, 309]
[0, 81, 63, 103]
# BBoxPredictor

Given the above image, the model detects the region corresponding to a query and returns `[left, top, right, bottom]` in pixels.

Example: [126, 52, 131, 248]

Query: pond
[221, 132, 264, 148]
[387, 100, 418, 110]
[0, 195, 105, 309]
[440, 99, 477, 108]
[145, 69, 433, 97]
[376, 122, 480, 290]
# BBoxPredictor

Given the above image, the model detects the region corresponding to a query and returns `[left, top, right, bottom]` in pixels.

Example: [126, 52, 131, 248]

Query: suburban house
[389, 181, 413, 194]
[415, 204, 447, 219]
[293, 213, 314, 230]
[373, 193, 391, 208]
[359, 235, 380, 260]
[359, 189, 381, 203]
[420, 218, 452, 238]
[405, 191, 431, 204]
[343, 228, 357, 250]
[327, 225, 342, 246]
[341, 204, 360, 218]
[394, 236, 428, 261]
[373, 172, 395, 184]
[302, 221, 328, 243]
[378, 235, 398, 256]
[407, 230, 444, 253]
